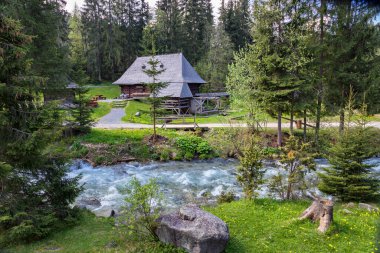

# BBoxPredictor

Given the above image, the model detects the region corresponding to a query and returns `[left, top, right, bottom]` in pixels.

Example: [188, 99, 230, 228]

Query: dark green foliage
[81, 0, 150, 81]
[318, 126, 379, 202]
[219, 0, 251, 50]
[179, 0, 213, 64]
[175, 136, 213, 159]
[196, 24, 234, 91]
[2, 0, 71, 90]
[236, 139, 265, 199]
[68, 86, 94, 134]
[0, 15, 81, 244]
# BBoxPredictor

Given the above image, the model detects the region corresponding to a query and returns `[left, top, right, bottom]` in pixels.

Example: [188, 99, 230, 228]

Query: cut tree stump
[299, 198, 334, 233]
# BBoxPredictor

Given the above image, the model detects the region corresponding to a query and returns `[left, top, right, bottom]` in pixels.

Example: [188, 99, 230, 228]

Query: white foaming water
[68, 158, 380, 216]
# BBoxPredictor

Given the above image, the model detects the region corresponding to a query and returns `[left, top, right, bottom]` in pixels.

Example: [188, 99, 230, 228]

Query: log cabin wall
[120, 85, 150, 97]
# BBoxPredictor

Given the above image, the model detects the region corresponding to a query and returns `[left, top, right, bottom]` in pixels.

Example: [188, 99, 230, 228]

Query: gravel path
[97, 108, 126, 124]
[96, 109, 380, 129]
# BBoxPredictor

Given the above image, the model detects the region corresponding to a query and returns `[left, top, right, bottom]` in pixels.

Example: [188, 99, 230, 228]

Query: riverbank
[68, 127, 380, 166]
[5, 199, 379, 253]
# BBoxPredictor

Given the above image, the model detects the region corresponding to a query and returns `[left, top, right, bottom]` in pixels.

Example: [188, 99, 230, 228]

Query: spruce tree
[196, 24, 234, 91]
[318, 99, 379, 202]
[143, 57, 168, 142]
[0, 15, 81, 243]
[68, 85, 94, 134]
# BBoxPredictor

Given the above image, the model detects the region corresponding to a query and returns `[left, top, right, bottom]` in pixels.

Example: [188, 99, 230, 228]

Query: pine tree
[0, 15, 81, 243]
[318, 95, 379, 202]
[196, 24, 234, 91]
[236, 138, 265, 199]
[68, 85, 94, 134]
[323, 1, 379, 133]
[2, 0, 71, 93]
[69, 4, 89, 84]
[154, 0, 183, 53]
[180, 0, 214, 64]
[143, 57, 168, 142]
[219, 0, 251, 50]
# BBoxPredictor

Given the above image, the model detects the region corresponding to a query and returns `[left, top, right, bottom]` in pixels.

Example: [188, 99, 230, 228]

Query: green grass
[87, 83, 120, 100]
[5, 200, 378, 252]
[91, 102, 112, 121]
[121, 100, 254, 124]
[4, 211, 183, 253]
[78, 128, 191, 145]
[122, 99, 152, 124]
[206, 199, 379, 253]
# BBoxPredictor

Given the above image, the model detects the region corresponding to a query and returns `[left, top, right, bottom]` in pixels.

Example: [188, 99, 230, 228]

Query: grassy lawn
[86, 83, 120, 100]
[5, 200, 378, 253]
[3, 211, 182, 253]
[91, 102, 112, 121]
[78, 128, 191, 145]
[121, 99, 253, 124]
[206, 199, 379, 253]
[122, 99, 152, 124]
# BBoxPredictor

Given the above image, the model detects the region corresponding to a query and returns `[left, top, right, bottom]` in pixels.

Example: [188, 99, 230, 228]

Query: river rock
[358, 203, 379, 212]
[155, 204, 229, 253]
[80, 197, 101, 207]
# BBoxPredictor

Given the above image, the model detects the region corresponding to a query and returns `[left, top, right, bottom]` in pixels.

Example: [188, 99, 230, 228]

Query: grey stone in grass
[155, 204, 229, 253]
[358, 203, 379, 212]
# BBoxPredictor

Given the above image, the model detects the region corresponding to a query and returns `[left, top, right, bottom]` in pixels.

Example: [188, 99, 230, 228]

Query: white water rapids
[67, 157, 380, 216]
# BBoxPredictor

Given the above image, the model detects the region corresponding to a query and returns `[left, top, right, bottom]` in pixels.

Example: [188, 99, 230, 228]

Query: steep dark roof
[113, 53, 206, 85]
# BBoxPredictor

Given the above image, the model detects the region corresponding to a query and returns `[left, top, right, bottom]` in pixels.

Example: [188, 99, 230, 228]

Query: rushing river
[68, 157, 380, 216]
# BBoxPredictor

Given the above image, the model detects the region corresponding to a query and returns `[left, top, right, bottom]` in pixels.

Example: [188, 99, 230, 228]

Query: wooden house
[113, 53, 227, 114]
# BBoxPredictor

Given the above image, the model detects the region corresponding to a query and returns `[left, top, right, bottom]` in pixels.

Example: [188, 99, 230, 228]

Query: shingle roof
[113, 53, 206, 85]
[154, 82, 193, 98]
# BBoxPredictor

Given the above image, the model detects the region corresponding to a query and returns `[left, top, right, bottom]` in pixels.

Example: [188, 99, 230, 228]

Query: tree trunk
[290, 104, 294, 135]
[339, 107, 345, 134]
[303, 109, 307, 141]
[315, 0, 325, 145]
[300, 198, 333, 233]
[277, 110, 282, 147]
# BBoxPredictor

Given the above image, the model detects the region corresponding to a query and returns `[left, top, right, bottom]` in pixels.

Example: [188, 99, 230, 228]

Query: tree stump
[299, 198, 333, 233]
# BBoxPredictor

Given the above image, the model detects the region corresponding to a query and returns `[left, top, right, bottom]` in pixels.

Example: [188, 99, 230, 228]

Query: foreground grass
[91, 102, 112, 121]
[5, 200, 378, 252]
[4, 211, 182, 253]
[206, 199, 379, 253]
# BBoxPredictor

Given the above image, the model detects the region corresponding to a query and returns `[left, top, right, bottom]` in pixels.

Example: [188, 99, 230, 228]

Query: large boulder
[155, 204, 229, 253]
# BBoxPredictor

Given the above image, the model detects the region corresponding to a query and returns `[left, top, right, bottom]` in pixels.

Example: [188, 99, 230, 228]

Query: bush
[217, 191, 236, 204]
[121, 177, 163, 240]
[175, 136, 214, 160]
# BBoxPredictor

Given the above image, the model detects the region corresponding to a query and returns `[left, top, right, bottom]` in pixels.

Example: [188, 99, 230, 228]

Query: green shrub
[159, 149, 171, 161]
[262, 147, 280, 156]
[196, 141, 213, 156]
[217, 191, 236, 204]
[175, 136, 214, 160]
[121, 177, 163, 240]
[184, 152, 194, 160]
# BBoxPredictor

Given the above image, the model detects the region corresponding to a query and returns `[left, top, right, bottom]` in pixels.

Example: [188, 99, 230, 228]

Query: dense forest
[1, 0, 380, 251]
